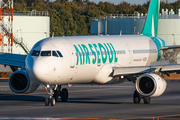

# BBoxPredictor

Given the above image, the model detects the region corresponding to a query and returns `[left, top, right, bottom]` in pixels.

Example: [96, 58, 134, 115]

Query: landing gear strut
[133, 90, 151, 104]
[45, 85, 69, 106]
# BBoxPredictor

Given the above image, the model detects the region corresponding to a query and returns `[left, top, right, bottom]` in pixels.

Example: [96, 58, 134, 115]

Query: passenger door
[63, 43, 76, 68]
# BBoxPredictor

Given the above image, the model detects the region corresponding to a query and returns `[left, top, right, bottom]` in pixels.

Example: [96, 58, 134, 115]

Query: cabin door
[64, 43, 76, 68]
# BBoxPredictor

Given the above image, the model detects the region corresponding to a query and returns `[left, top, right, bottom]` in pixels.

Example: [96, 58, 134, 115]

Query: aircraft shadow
[57, 95, 133, 105]
[0, 94, 45, 101]
[0, 94, 133, 105]
[66, 99, 123, 104]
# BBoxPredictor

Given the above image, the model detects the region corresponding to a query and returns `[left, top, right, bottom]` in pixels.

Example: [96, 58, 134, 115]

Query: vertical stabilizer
[141, 0, 160, 37]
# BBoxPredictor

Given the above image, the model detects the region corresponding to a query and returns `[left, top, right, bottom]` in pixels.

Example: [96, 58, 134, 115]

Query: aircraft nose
[30, 59, 49, 82]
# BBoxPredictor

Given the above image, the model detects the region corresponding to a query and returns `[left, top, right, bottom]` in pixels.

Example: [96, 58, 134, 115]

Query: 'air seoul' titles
[74, 43, 118, 65]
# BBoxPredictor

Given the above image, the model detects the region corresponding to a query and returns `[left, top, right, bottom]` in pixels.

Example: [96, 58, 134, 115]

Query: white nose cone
[30, 60, 49, 82]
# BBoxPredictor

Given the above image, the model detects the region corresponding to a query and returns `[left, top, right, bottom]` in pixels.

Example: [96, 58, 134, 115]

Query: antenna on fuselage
[120, 30, 122, 36]
[52, 32, 54, 39]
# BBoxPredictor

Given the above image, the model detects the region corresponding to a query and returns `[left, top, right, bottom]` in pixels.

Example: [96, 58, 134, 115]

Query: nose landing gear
[45, 85, 68, 106]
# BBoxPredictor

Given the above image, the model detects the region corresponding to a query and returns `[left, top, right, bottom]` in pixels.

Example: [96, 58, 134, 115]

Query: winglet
[141, 0, 160, 37]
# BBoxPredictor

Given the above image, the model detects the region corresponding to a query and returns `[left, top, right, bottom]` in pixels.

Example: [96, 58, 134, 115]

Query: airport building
[2, 11, 50, 55]
[0, 10, 50, 72]
[91, 9, 180, 46]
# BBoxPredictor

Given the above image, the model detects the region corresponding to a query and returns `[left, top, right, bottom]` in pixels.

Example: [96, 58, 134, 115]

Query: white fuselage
[25, 35, 163, 85]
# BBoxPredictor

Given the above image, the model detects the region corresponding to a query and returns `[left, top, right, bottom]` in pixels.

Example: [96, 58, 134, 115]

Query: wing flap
[161, 64, 180, 72]
[113, 64, 180, 77]
[113, 66, 156, 76]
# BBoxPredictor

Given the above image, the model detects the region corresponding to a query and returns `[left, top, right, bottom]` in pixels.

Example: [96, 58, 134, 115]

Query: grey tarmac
[0, 79, 180, 120]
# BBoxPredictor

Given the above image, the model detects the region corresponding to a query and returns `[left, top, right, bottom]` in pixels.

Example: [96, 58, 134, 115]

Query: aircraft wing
[0, 52, 27, 67]
[113, 66, 156, 76]
[112, 64, 180, 77]
[161, 45, 180, 50]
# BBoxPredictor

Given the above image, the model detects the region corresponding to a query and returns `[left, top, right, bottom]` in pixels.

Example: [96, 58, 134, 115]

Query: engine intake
[9, 70, 40, 94]
[136, 73, 167, 97]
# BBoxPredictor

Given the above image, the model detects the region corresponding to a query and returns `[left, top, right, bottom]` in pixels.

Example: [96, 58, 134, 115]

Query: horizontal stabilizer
[161, 45, 180, 50]
[0, 52, 26, 67]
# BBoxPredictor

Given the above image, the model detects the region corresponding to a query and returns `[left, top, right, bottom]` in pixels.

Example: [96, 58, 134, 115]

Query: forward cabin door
[64, 43, 76, 68]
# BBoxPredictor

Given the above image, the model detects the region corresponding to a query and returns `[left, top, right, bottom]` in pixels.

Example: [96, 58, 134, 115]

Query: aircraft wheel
[143, 97, 151, 104]
[61, 88, 68, 102]
[51, 97, 56, 106]
[133, 90, 140, 104]
[53, 90, 59, 102]
[45, 98, 49, 106]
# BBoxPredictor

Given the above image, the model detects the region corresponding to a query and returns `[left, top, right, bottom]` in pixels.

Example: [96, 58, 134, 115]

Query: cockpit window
[57, 51, 63, 57]
[41, 51, 51, 56]
[52, 51, 58, 57]
[31, 50, 40, 56]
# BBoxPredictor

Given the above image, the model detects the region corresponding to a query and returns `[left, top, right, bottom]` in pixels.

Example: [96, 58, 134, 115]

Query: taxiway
[0, 79, 180, 120]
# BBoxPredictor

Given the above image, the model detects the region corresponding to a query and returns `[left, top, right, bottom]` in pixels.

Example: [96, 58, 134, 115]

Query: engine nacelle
[9, 70, 40, 94]
[136, 73, 167, 97]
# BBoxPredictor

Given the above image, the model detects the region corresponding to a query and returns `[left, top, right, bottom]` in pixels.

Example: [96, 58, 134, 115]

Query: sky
[88, 0, 178, 5]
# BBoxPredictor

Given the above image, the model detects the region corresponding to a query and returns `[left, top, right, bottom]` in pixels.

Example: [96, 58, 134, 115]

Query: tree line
[12, 0, 180, 36]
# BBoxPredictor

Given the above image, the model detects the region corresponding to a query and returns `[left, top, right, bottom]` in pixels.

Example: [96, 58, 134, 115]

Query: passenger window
[31, 50, 40, 56]
[57, 51, 63, 57]
[41, 51, 51, 56]
[52, 51, 58, 57]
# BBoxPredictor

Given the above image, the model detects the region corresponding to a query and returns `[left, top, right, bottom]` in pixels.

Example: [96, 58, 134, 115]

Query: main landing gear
[45, 85, 68, 106]
[133, 90, 151, 104]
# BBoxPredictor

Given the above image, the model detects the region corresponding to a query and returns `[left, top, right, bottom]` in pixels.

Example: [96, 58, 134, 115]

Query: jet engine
[9, 70, 40, 94]
[136, 73, 167, 97]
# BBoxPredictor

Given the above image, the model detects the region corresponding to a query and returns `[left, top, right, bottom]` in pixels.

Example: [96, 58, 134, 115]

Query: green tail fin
[141, 0, 160, 37]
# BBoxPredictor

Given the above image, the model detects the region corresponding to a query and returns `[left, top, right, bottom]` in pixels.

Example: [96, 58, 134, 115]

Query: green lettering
[88, 44, 96, 64]
[110, 43, 118, 63]
[74, 45, 82, 65]
[81, 44, 90, 64]
[78, 44, 85, 65]
[106, 43, 113, 63]
[93, 44, 101, 64]
[98, 43, 107, 64]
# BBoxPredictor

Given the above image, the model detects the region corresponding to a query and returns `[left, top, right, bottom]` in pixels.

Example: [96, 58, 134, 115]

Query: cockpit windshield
[41, 51, 51, 56]
[31, 50, 63, 57]
[31, 50, 40, 56]
[57, 51, 63, 57]
[52, 51, 58, 57]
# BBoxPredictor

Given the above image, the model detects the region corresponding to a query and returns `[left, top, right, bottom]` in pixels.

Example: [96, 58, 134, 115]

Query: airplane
[1, 0, 180, 106]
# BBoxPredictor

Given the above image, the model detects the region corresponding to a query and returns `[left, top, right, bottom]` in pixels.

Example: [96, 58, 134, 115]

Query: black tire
[133, 90, 140, 104]
[61, 88, 68, 102]
[51, 97, 56, 106]
[45, 98, 49, 106]
[53, 90, 58, 102]
[143, 97, 151, 104]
